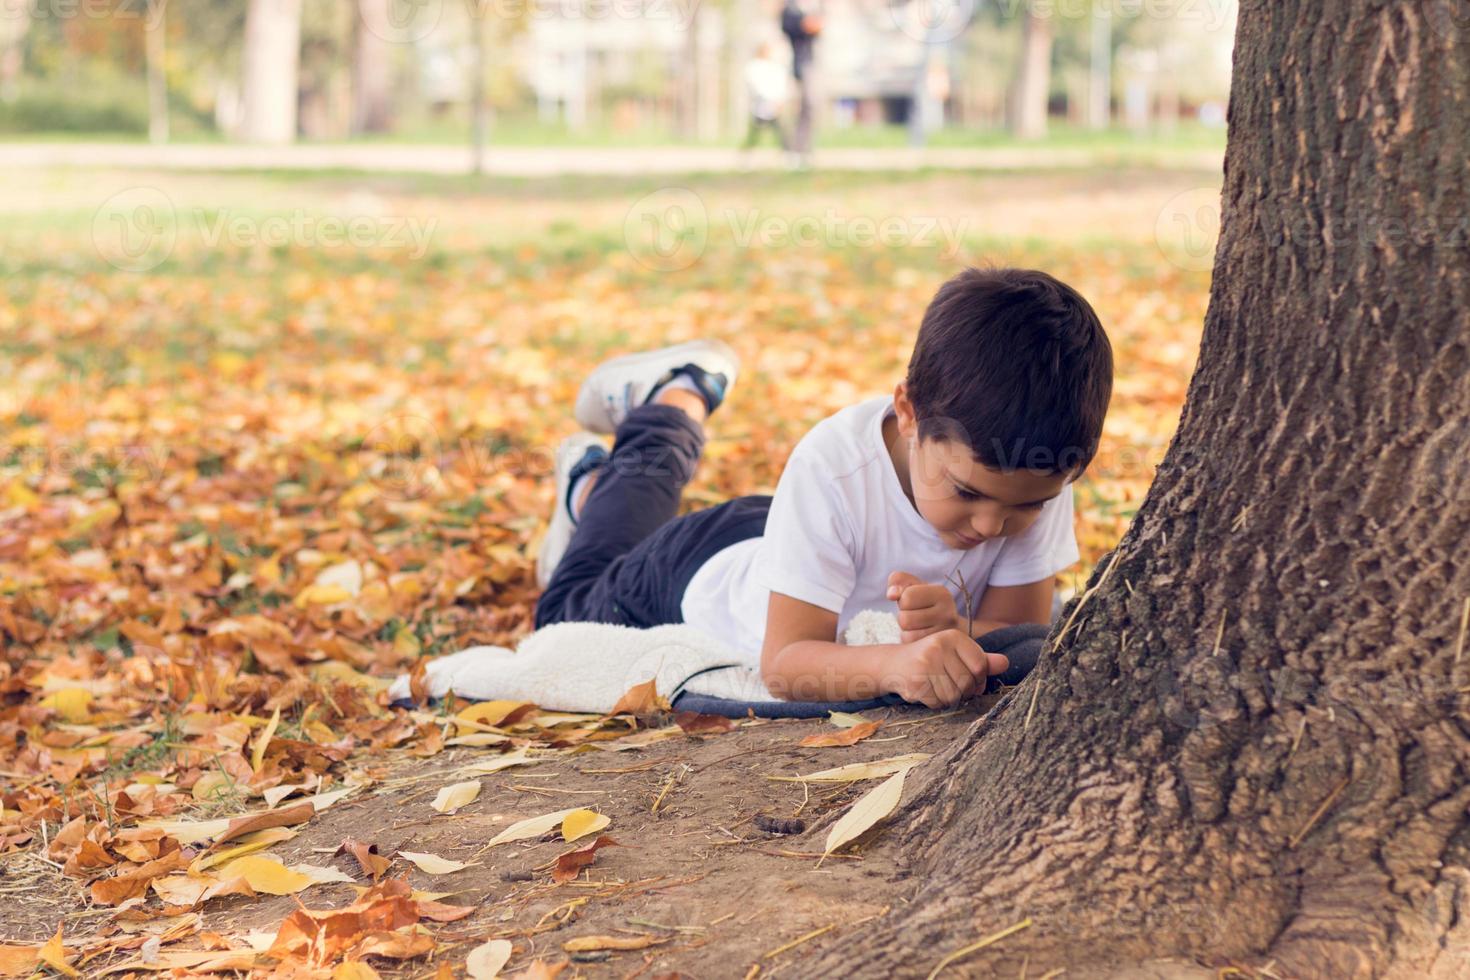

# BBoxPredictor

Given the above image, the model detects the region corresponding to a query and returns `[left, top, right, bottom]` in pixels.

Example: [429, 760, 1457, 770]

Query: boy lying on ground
[533, 266, 1113, 708]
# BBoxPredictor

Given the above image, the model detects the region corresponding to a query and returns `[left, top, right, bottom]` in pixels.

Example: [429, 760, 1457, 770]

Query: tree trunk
[1011, 10, 1051, 140]
[352, 0, 392, 134]
[470, 11, 487, 176]
[239, 0, 302, 144]
[811, 3, 1470, 977]
[144, 0, 168, 144]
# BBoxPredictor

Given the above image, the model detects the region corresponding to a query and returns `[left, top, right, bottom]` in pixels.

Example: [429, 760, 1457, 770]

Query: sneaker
[573, 339, 740, 435]
[536, 432, 609, 590]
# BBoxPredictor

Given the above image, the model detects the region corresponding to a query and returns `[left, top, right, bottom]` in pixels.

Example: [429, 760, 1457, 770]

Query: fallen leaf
[824, 769, 906, 856]
[560, 809, 610, 843]
[826, 711, 870, 728]
[338, 839, 392, 880]
[333, 961, 382, 980]
[431, 780, 481, 814]
[484, 807, 584, 847]
[213, 855, 318, 895]
[213, 801, 315, 848]
[251, 706, 281, 773]
[458, 747, 537, 776]
[562, 933, 667, 952]
[38, 925, 77, 978]
[551, 835, 621, 884]
[799, 720, 881, 747]
[608, 678, 664, 716]
[505, 960, 567, 980]
[397, 850, 473, 875]
[766, 753, 932, 783]
[465, 939, 514, 979]
[189, 827, 298, 874]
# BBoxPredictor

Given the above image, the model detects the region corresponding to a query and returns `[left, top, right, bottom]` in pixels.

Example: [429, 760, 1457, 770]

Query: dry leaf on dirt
[551, 835, 621, 884]
[561, 933, 666, 952]
[560, 808, 610, 843]
[465, 939, 514, 979]
[766, 753, 932, 783]
[431, 780, 482, 814]
[824, 769, 907, 856]
[799, 719, 881, 747]
[484, 807, 593, 847]
[338, 838, 393, 880]
[608, 678, 666, 716]
[397, 850, 473, 875]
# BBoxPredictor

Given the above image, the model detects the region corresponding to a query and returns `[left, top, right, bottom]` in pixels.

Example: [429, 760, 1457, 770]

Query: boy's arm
[967, 579, 1056, 637]
[760, 591, 901, 702]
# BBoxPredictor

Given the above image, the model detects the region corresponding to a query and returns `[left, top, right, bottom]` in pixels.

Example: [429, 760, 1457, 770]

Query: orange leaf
[551, 835, 621, 884]
[337, 838, 392, 881]
[212, 801, 315, 849]
[608, 679, 663, 717]
[799, 720, 882, 747]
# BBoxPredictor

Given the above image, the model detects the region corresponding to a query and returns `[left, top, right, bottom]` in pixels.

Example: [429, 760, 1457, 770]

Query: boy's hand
[887, 570, 962, 644]
[889, 629, 1009, 708]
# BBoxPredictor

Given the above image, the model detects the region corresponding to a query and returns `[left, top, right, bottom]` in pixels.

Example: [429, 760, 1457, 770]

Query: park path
[0, 141, 1223, 176]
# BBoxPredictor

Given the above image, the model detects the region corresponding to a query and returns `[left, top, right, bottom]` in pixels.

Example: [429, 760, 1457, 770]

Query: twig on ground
[762, 923, 836, 959]
[925, 918, 1034, 980]
[1289, 775, 1351, 849]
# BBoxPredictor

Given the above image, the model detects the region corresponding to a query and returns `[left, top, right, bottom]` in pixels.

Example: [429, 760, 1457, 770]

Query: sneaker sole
[573, 338, 740, 434]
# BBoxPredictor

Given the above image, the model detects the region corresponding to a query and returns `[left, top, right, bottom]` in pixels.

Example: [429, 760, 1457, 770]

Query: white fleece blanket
[387, 609, 903, 713]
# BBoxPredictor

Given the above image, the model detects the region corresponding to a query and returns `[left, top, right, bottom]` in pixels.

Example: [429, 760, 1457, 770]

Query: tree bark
[1011, 10, 1052, 140]
[144, 0, 168, 144]
[811, 3, 1470, 977]
[239, 0, 302, 144]
[352, 0, 392, 135]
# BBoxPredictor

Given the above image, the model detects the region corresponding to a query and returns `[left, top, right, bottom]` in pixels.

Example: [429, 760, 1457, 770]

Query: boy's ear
[893, 381, 918, 439]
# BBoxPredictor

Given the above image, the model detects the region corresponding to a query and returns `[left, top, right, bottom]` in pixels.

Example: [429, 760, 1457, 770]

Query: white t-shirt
[744, 58, 788, 120]
[679, 394, 1080, 666]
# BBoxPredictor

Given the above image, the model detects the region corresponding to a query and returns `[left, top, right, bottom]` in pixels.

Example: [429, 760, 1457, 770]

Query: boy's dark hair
[905, 266, 1113, 475]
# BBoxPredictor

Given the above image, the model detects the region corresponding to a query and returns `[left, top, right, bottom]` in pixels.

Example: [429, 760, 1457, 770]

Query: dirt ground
[3, 701, 1005, 977]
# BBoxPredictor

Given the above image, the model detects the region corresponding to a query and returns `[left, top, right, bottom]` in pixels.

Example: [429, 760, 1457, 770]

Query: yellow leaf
[561, 809, 610, 843]
[826, 711, 868, 728]
[189, 827, 298, 874]
[251, 706, 281, 773]
[431, 780, 481, 814]
[458, 747, 536, 775]
[393, 627, 421, 659]
[397, 850, 473, 875]
[40, 688, 93, 724]
[766, 753, 931, 783]
[824, 769, 906, 856]
[563, 934, 666, 952]
[333, 961, 383, 980]
[213, 855, 315, 895]
[38, 925, 77, 978]
[455, 700, 532, 729]
[444, 732, 511, 748]
[465, 939, 514, 979]
[484, 807, 585, 847]
[293, 583, 354, 608]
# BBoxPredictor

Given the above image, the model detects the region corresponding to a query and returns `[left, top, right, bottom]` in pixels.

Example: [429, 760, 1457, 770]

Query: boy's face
[890, 382, 1074, 550]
